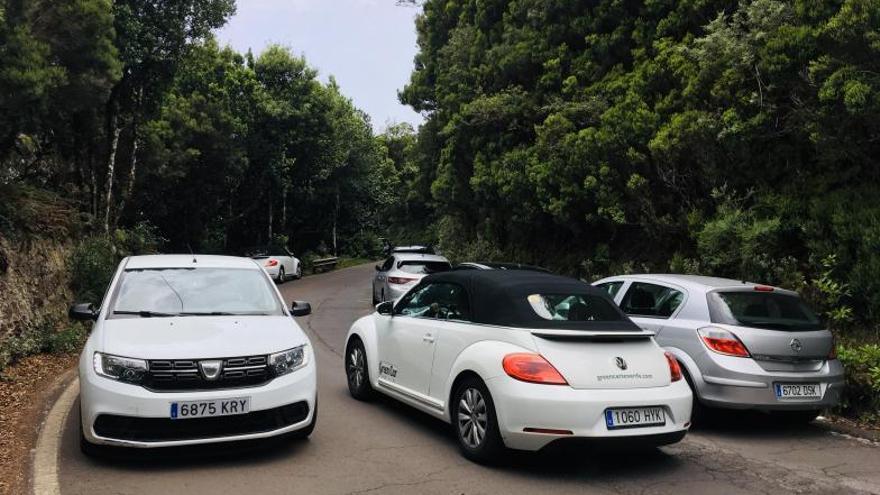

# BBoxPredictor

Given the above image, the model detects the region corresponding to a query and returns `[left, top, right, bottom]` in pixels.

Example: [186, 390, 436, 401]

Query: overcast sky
[217, 0, 424, 133]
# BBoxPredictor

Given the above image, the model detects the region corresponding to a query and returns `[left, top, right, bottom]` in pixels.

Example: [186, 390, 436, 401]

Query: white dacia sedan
[71, 255, 317, 454]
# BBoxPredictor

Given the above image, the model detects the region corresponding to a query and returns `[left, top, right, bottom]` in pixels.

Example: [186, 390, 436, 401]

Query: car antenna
[187, 244, 197, 264]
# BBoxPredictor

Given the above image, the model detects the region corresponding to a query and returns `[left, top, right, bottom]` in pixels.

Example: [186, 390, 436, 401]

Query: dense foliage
[400, 0, 880, 331]
[0, 0, 396, 257]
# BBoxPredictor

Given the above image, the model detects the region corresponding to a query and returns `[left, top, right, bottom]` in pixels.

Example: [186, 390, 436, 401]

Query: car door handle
[423, 333, 435, 343]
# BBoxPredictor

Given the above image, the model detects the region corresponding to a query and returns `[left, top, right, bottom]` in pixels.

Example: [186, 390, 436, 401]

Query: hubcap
[347, 346, 365, 390]
[457, 387, 488, 449]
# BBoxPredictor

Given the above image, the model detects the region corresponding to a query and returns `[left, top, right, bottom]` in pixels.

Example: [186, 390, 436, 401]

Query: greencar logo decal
[379, 361, 398, 378]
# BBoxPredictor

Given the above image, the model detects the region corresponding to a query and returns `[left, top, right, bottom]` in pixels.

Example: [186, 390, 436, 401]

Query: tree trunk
[115, 125, 139, 227]
[103, 121, 121, 233]
[115, 86, 143, 229]
[89, 147, 97, 218]
[281, 182, 287, 228]
[333, 186, 339, 256]
[267, 190, 273, 242]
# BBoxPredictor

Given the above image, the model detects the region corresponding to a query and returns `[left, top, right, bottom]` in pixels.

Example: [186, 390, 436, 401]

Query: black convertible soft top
[416, 270, 640, 331]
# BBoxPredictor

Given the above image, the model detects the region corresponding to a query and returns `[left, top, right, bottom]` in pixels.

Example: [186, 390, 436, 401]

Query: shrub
[45, 325, 88, 354]
[342, 232, 383, 258]
[70, 236, 116, 303]
[835, 342, 880, 422]
[70, 222, 163, 303]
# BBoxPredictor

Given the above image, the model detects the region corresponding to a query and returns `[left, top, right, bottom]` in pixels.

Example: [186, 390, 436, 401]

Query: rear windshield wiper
[113, 310, 179, 318]
[740, 320, 810, 330]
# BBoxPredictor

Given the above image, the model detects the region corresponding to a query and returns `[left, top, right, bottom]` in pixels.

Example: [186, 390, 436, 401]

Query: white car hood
[99, 316, 308, 359]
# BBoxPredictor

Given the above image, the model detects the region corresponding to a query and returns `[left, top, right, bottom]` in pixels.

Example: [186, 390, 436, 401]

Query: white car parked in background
[70, 255, 317, 454]
[347, 270, 691, 463]
[251, 248, 302, 283]
[372, 252, 451, 304]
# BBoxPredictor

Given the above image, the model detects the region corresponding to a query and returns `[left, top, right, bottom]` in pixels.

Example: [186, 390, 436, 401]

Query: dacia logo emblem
[790, 338, 803, 353]
[615, 357, 627, 370]
[199, 360, 223, 381]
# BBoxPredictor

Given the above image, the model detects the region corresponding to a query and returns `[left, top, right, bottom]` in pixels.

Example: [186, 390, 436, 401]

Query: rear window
[527, 294, 624, 322]
[397, 261, 451, 275]
[708, 291, 823, 331]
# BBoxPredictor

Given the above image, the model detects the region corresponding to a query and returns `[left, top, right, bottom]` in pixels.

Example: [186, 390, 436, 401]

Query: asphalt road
[57, 263, 880, 494]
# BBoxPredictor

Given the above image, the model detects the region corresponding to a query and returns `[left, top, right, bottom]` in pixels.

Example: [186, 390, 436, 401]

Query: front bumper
[692, 354, 845, 411]
[79, 358, 317, 448]
[486, 375, 692, 452]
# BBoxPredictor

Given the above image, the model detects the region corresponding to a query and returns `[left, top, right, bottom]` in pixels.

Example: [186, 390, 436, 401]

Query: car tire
[452, 376, 505, 464]
[771, 410, 820, 425]
[277, 267, 285, 283]
[345, 338, 374, 401]
[295, 264, 303, 279]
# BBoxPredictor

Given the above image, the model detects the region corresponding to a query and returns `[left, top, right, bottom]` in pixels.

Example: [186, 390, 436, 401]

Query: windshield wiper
[180, 311, 235, 316]
[113, 310, 179, 318]
[179, 311, 273, 316]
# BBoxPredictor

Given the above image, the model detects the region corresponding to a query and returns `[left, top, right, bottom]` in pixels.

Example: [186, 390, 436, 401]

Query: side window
[380, 256, 395, 271]
[597, 281, 624, 298]
[620, 282, 684, 318]
[396, 283, 471, 321]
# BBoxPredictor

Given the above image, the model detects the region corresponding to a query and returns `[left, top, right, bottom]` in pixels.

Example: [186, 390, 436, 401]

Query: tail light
[698, 327, 750, 357]
[665, 351, 682, 382]
[502, 353, 568, 385]
[265, 259, 279, 267]
[387, 276, 416, 285]
[828, 335, 838, 359]
[753, 285, 775, 292]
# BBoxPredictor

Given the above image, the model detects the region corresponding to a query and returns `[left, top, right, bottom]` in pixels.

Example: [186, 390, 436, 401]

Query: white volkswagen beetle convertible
[344, 270, 692, 462]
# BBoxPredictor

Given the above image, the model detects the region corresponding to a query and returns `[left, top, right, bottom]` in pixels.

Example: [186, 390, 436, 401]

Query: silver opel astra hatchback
[592, 275, 844, 423]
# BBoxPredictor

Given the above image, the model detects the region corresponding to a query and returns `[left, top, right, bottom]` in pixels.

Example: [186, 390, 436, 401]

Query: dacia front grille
[145, 355, 271, 391]
[93, 402, 309, 442]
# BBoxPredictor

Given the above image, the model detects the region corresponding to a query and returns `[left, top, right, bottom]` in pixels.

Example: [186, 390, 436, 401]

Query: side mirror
[69, 303, 98, 321]
[290, 300, 311, 317]
[375, 264, 382, 271]
[376, 301, 393, 316]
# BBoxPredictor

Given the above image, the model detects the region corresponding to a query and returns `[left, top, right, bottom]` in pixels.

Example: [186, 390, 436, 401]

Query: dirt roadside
[0, 354, 77, 495]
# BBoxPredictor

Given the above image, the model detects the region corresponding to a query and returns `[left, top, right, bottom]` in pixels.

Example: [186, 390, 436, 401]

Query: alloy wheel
[347, 346, 366, 390]
[457, 387, 488, 449]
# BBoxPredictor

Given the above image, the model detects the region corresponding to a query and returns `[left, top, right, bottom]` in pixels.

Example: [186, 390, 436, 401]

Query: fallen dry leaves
[0, 353, 77, 495]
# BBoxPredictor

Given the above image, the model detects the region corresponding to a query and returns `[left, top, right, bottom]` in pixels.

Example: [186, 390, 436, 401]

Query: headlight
[269, 345, 308, 377]
[93, 352, 148, 384]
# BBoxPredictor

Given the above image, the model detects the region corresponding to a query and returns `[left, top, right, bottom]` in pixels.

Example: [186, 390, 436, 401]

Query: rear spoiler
[531, 329, 655, 342]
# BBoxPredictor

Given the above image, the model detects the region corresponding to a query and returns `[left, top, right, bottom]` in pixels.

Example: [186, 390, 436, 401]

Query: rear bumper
[689, 353, 845, 411]
[386, 285, 413, 301]
[540, 430, 687, 453]
[486, 375, 692, 452]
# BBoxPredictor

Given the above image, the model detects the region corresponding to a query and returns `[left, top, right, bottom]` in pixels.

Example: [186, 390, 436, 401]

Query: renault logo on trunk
[615, 357, 627, 370]
[790, 339, 803, 353]
[199, 360, 223, 380]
